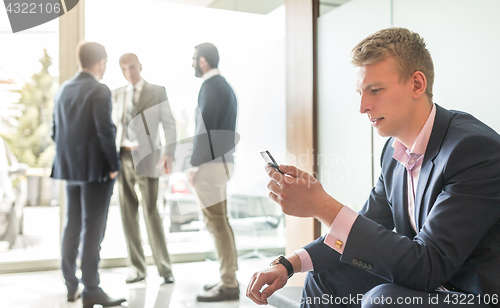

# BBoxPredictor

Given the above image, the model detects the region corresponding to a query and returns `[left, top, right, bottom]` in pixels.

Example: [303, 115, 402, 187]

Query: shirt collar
[202, 68, 220, 81]
[392, 103, 437, 164]
[410, 103, 437, 155]
[80, 69, 99, 81]
[126, 78, 145, 92]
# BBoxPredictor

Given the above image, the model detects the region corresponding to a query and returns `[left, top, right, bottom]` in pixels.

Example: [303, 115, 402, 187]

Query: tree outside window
[1, 49, 56, 169]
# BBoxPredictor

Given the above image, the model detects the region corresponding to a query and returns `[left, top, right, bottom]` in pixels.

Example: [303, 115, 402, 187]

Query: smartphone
[260, 150, 285, 174]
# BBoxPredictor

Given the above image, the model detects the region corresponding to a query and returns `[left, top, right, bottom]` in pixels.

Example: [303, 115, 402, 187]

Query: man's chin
[374, 128, 389, 138]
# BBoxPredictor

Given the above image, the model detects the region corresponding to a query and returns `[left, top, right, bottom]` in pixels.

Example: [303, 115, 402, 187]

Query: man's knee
[302, 271, 314, 291]
[362, 283, 422, 308]
[301, 271, 330, 301]
[361, 283, 395, 308]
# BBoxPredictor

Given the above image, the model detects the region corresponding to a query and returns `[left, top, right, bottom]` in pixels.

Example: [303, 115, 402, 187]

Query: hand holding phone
[260, 150, 285, 174]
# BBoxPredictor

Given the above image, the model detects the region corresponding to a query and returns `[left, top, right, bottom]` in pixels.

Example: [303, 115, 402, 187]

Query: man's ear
[98, 58, 106, 69]
[198, 56, 209, 69]
[412, 71, 427, 99]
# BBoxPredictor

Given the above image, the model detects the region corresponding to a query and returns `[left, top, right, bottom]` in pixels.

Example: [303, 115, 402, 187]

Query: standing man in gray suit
[112, 53, 176, 285]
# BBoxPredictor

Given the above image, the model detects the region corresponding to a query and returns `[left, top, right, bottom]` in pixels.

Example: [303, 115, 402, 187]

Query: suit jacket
[191, 75, 237, 167]
[112, 81, 176, 177]
[51, 71, 120, 182]
[305, 104, 500, 303]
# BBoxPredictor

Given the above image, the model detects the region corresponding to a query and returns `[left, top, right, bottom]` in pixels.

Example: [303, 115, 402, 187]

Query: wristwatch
[270, 254, 294, 279]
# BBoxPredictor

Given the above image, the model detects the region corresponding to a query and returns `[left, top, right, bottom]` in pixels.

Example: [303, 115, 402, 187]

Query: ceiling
[155, 0, 351, 15]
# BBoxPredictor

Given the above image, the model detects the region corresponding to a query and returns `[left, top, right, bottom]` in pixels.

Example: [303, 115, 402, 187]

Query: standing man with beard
[112, 53, 177, 285]
[189, 43, 239, 302]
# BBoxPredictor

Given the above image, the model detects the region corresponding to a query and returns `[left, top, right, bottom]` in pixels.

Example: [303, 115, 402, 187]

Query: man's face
[192, 50, 203, 78]
[355, 57, 415, 140]
[120, 56, 142, 84]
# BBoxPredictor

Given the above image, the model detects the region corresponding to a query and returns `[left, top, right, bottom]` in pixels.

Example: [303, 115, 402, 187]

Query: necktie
[124, 87, 136, 141]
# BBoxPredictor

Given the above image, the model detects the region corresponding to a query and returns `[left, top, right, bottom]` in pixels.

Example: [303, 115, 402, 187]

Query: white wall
[392, 0, 500, 132]
[318, 0, 500, 222]
[317, 0, 390, 211]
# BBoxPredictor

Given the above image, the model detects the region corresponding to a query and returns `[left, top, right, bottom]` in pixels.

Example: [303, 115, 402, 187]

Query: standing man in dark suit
[189, 43, 239, 302]
[51, 41, 125, 308]
[112, 53, 176, 285]
[247, 28, 500, 307]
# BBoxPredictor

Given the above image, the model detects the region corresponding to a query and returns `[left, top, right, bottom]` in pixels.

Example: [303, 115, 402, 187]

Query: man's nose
[359, 94, 371, 114]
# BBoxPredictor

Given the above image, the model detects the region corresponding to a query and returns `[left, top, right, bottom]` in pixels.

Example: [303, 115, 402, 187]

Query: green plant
[2, 49, 56, 168]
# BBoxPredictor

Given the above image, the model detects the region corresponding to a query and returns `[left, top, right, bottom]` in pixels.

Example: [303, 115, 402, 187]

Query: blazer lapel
[133, 81, 153, 117]
[414, 104, 452, 228]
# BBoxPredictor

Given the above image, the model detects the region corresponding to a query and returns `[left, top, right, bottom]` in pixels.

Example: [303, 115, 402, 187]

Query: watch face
[270, 255, 293, 279]
[270, 255, 283, 267]
[270, 257, 280, 267]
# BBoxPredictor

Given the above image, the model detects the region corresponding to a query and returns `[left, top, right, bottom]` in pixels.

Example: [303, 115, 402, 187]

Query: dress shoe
[82, 292, 126, 308]
[162, 274, 175, 284]
[125, 276, 146, 284]
[196, 283, 239, 302]
[67, 288, 81, 302]
[203, 281, 221, 291]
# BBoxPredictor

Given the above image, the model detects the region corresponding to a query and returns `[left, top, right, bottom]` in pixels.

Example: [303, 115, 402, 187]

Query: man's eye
[371, 88, 381, 93]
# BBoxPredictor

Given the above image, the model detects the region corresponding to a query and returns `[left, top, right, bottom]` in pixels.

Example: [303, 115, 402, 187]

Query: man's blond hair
[351, 28, 434, 101]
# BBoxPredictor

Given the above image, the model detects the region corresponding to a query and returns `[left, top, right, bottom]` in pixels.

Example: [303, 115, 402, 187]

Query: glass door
[0, 17, 60, 271]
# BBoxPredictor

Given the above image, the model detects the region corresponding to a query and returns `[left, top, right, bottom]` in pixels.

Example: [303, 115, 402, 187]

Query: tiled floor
[0, 257, 278, 308]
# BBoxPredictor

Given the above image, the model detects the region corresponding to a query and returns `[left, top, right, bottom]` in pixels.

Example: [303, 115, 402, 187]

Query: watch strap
[272, 255, 294, 279]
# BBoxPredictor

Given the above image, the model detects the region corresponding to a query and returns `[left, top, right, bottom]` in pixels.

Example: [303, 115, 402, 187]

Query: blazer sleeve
[303, 138, 395, 274]
[158, 87, 176, 156]
[199, 84, 222, 131]
[91, 84, 120, 172]
[340, 135, 500, 292]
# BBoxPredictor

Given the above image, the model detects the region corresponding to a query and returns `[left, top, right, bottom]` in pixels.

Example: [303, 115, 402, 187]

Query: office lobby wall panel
[392, 0, 500, 134]
[317, 0, 391, 218]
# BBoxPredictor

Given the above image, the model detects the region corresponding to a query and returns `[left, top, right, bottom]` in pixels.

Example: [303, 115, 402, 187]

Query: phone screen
[260, 150, 284, 174]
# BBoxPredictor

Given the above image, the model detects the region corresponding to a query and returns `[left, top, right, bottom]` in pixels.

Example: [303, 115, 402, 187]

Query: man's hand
[157, 155, 174, 175]
[163, 155, 174, 174]
[246, 264, 288, 305]
[266, 164, 343, 227]
[109, 171, 118, 179]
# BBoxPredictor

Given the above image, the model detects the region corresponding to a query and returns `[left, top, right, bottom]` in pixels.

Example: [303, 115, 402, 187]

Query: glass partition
[0, 17, 60, 266]
[85, 0, 287, 261]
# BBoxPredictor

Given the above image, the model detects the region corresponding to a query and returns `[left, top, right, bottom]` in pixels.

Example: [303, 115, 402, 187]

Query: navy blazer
[305, 104, 500, 303]
[191, 75, 237, 167]
[51, 71, 120, 182]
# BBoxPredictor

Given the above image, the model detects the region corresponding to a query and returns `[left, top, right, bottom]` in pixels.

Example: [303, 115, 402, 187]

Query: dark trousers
[61, 179, 115, 297]
[301, 258, 491, 308]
